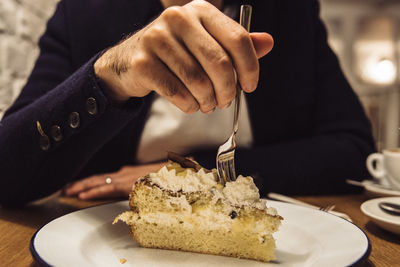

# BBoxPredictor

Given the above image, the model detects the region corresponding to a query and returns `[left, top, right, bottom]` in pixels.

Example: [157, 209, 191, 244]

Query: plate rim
[30, 228, 52, 267]
[30, 200, 371, 267]
[29, 200, 122, 267]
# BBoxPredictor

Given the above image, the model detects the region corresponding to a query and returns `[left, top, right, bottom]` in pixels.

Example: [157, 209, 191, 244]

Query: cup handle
[366, 153, 386, 179]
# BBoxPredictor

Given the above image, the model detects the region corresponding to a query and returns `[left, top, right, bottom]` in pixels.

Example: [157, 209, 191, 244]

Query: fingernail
[78, 192, 86, 199]
[243, 81, 258, 92]
[205, 107, 215, 114]
[221, 102, 231, 109]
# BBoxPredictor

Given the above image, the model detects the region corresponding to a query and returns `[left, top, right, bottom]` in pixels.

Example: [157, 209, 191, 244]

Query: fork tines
[217, 151, 236, 185]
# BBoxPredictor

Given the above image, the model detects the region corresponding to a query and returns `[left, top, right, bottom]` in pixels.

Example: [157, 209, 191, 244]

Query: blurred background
[0, 0, 399, 151]
[320, 0, 400, 152]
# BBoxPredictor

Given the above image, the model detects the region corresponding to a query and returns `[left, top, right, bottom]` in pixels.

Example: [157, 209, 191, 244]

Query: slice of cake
[113, 157, 282, 262]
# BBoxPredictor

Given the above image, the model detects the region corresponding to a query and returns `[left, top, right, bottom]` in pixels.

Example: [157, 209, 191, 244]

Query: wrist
[94, 50, 130, 105]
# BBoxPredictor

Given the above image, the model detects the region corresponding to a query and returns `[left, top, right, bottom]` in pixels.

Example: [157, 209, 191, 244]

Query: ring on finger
[105, 177, 112, 184]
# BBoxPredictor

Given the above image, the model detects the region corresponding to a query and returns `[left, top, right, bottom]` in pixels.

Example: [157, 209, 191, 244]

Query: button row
[39, 97, 98, 151]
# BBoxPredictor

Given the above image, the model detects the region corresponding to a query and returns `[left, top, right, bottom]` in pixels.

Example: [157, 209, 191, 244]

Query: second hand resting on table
[65, 1, 274, 200]
[63, 162, 166, 200]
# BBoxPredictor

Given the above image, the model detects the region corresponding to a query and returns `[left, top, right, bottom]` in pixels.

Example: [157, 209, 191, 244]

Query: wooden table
[0, 192, 399, 266]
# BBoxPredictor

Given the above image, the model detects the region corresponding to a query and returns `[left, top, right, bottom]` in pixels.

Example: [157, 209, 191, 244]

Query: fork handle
[233, 72, 241, 134]
[240, 5, 252, 32]
[233, 5, 252, 134]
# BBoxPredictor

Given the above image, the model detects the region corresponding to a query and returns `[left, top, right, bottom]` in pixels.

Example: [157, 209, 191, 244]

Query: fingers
[64, 175, 133, 200]
[186, 1, 259, 93]
[178, 21, 237, 108]
[100, 1, 274, 114]
[77, 183, 131, 200]
[159, 6, 236, 109]
[64, 175, 107, 196]
[144, 25, 216, 113]
[135, 53, 201, 114]
[63, 163, 166, 200]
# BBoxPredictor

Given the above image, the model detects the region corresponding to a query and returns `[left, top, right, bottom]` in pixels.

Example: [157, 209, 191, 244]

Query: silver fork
[319, 204, 336, 212]
[216, 5, 252, 185]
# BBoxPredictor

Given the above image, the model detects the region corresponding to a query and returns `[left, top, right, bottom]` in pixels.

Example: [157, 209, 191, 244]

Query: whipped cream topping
[149, 166, 218, 192]
[147, 164, 272, 212]
[222, 176, 267, 210]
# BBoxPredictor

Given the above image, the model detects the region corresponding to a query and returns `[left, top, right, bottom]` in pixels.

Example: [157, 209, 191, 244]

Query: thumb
[250, 32, 274, 59]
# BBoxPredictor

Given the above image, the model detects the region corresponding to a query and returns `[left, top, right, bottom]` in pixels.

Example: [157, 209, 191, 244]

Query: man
[0, 0, 375, 206]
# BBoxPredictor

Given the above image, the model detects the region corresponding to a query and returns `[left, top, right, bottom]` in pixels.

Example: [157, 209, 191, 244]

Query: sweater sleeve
[193, 0, 375, 196]
[0, 1, 144, 207]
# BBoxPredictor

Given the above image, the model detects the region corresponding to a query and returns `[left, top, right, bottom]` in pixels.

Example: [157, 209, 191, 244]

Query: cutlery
[320, 204, 336, 212]
[216, 5, 252, 185]
[379, 201, 400, 216]
[267, 192, 353, 222]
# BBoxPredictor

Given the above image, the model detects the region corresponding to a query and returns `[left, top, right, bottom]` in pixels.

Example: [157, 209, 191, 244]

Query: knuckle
[161, 85, 179, 97]
[162, 6, 188, 25]
[158, 77, 182, 97]
[142, 25, 166, 45]
[190, 0, 212, 9]
[154, 36, 174, 55]
[131, 52, 149, 71]
[182, 66, 211, 88]
[231, 28, 251, 49]
[199, 45, 232, 72]
[214, 54, 233, 72]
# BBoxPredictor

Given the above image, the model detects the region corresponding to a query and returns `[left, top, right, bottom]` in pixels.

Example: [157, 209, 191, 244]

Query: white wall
[0, 0, 59, 118]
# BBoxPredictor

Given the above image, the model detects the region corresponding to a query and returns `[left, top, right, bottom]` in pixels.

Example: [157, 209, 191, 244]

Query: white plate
[31, 200, 370, 267]
[361, 197, 400, 235]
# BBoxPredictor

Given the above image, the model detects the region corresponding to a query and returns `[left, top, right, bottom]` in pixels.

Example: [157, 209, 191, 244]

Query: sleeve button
[69, 112, 80, 129]
[51, 125, 63, 141]
[86, 97, 98, 115]
[39, 135, 50, 151]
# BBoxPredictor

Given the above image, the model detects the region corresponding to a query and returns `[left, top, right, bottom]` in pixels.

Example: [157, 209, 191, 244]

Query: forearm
[0, 56, 144, 207]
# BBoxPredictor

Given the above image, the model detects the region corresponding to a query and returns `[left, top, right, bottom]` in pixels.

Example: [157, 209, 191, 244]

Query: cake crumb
[120, 258, 127, 264]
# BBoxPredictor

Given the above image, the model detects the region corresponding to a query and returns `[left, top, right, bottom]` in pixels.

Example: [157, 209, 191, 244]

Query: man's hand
[63, 162, 165, 200]
[94, 0, 273, 112]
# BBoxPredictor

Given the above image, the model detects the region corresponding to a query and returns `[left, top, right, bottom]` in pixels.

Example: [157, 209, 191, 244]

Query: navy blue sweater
[0, 0, 375, 206]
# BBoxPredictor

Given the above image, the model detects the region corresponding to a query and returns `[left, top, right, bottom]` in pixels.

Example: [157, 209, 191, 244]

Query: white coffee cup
[366, 149, 400, 190]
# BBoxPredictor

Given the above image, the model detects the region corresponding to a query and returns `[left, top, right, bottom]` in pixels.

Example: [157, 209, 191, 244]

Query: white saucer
[360, 197, 400, 235]
[360, 180, 400, 198]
